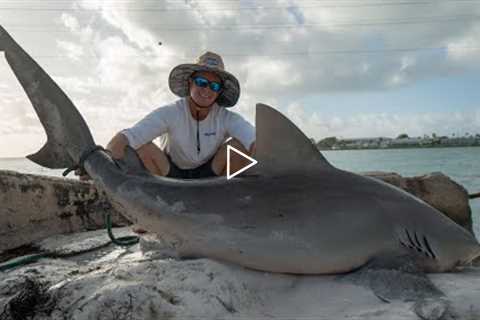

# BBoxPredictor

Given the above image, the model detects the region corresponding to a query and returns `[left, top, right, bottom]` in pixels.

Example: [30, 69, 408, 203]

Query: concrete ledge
[0, 170, 129, 252]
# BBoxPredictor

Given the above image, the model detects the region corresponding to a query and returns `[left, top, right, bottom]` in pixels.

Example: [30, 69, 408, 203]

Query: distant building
[441, 137, 477, 146]
[319, 134, 480, 150]
[336, 137, 392, 149]
[390, 137, 423, 147]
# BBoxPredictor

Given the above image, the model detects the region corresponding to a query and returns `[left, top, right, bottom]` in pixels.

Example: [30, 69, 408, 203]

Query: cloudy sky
[1, 0, 480, 157]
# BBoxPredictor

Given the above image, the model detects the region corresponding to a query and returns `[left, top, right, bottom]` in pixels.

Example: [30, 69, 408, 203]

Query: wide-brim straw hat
[168, 51, 240, 108]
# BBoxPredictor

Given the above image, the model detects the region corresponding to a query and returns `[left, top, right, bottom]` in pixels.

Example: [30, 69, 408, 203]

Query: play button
[227, 145, 258, 180]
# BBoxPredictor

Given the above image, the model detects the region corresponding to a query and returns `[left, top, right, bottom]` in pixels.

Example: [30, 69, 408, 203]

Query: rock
[364, 171, 473, 234]
[0, 170, 129, 253]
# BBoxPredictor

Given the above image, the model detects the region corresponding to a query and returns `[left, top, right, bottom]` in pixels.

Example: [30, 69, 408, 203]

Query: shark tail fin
[1, 25, 96, 168]
[0, 25, 74, 169]
[27, 141, 76, 169]
[0, 25, 10, 51]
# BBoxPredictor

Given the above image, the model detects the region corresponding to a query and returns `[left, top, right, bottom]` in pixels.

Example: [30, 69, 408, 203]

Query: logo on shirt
[204, 131, 217, 137]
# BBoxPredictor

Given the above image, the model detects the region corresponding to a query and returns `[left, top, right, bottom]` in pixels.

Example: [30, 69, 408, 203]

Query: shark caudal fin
[0, 26, 4, 50]
[0, 25, 11, 51]
[27, 142, 78, 169]
[255, 103, 334, 175]
[0, 26, 95, 168]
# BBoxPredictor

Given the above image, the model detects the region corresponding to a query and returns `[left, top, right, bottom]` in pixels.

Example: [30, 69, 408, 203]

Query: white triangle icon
[227, 145, 258, 180]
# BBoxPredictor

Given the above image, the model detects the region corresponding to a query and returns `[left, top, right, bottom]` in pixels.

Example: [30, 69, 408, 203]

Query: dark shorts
[165, 154, 217, 179]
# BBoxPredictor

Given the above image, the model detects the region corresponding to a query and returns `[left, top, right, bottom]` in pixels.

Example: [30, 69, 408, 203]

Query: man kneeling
[94, 52, 255, 179]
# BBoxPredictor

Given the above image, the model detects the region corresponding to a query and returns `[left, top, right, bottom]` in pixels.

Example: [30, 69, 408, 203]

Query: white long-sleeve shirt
[121, 98, 255, 169]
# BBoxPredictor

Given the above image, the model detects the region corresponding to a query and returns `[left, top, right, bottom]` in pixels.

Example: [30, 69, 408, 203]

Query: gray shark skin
[1, 25, 480, 277]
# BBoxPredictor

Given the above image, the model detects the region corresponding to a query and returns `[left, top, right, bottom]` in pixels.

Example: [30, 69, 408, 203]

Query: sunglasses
[192, 76, 223, 93]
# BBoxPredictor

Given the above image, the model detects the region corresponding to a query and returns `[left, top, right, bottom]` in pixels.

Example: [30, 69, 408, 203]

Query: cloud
[58, 0, 480, 98]
[446, 23, 480, 67]
[2, 0, 480, 157]
[57, 40, 84, 61]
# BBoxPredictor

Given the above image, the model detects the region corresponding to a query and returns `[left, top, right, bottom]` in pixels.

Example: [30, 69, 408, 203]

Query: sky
[1, 0, 480, 157]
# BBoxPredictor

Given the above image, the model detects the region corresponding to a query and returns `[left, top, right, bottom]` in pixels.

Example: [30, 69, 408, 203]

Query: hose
[105, 214, 139, 246]
[0, 214, 139, 272]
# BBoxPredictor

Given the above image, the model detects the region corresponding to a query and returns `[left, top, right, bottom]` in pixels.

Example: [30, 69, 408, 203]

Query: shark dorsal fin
[255, 103, 333, 175]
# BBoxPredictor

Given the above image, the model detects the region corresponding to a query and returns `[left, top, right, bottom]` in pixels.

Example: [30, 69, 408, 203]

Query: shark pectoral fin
[115, 146, 150, 177]
[362, 268, 444, 303]
[347, 254, 445, 301]
[255, 103, 334, 175]
[27, 141, 75, 169]
[342, 254, 451, 319]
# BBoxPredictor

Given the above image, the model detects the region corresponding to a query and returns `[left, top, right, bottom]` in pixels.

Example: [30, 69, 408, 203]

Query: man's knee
[137, 142, 158, 162]
[136, 142, 169, 176]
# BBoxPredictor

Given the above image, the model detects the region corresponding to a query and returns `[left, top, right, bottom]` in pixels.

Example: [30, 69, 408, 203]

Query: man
[82, 52, 255, 179]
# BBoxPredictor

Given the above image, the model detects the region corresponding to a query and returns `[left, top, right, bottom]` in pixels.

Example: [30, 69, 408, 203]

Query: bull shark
[1, 25, 479, 315]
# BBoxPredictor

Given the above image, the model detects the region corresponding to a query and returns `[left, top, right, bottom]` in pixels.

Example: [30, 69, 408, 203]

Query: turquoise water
[1, 147, 479, 236]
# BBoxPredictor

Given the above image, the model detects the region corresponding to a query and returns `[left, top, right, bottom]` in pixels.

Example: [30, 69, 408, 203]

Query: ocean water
[1, 147, 479, 236]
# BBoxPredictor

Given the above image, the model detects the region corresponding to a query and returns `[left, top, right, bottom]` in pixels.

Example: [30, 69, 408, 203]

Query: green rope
[105, 214, 139, 247]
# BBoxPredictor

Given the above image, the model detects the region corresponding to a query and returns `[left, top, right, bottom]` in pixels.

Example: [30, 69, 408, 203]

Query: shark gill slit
[422, 235, 437, 259]
[405, 229, 416, 250]
[413, 232, 422, 248]
[400, 229, 436, 259]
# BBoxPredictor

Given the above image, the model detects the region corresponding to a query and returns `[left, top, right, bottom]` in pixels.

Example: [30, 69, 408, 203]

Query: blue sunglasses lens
[209, 82, 222, 92]
[193, 77, 208, 88]
[193, 77, 222, 92]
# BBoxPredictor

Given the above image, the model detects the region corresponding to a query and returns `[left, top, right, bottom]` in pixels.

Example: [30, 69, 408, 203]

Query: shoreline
[321, 145, 480, 151]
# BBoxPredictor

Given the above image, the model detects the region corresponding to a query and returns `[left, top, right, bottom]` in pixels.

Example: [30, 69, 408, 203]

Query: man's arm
[226, 111, 256, 155]
[75, 104, 176, 180]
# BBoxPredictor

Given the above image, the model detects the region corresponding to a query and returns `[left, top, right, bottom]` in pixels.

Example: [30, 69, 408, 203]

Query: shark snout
[463, 244, 480, 265]
[446, 243, 480, 270]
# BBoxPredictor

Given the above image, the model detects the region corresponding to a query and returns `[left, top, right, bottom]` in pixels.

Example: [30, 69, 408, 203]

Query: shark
[1, 25, 479, 316]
